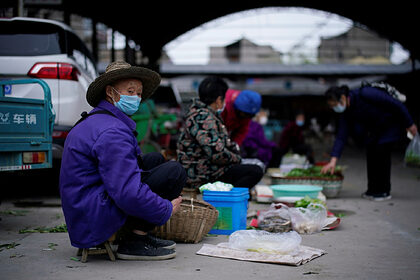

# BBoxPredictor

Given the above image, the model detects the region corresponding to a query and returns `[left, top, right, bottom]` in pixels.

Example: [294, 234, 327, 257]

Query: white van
[0, 17, 98, 159]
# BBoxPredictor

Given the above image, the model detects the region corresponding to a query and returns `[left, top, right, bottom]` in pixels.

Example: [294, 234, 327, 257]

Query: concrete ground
[1, 145, 419, 280]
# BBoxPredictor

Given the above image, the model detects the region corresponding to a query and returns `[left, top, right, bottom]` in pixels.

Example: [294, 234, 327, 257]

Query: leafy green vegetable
[0, 210, 29, 216]
[295, 196, 327, 208]
[405, 152, 420, 167]
[286, 166, 342, 179]
[0, 242, 20, 251]
[19, 223, 67, 234]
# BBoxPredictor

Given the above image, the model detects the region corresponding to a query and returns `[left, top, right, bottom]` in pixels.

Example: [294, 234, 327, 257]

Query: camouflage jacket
[177, 99, 241, 188]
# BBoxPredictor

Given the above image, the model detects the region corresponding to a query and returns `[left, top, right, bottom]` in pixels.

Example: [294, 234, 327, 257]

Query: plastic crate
[203, 188, 249, 235]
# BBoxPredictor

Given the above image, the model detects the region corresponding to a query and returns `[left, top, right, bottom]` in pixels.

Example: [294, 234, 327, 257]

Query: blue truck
[0, 79, 55, 172]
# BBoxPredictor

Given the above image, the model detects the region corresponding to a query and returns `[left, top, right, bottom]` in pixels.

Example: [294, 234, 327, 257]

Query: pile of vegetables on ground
[285, 166, 343, 179]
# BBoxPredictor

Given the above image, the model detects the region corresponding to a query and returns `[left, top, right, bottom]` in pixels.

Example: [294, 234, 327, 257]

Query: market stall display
[249, 201, 340, 234]
[271, 166, 344, 198]
[196, 229, 326, 266]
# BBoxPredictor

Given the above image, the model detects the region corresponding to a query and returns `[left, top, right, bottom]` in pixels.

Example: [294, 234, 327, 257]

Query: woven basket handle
[190, 198, 194, 212]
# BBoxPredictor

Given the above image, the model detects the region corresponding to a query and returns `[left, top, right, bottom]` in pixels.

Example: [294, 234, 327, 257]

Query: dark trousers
[125, 152, 186, 232]
[366, 142, 393, 195]
[217, 164, 264, 189]
[267, 147, 283, 168]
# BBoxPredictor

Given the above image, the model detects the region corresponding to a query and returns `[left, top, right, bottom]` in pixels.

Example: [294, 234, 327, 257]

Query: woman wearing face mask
[241, 110, 283, 168]
[321, 85, 418, 201]
[60, 61, 187, 261]
[177, 76, 263, 190]
[221, 89, 262, 146]
[277, 110, 315, 165]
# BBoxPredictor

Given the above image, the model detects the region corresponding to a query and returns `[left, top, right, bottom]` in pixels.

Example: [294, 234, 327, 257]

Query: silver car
[0, 17, 98, 160]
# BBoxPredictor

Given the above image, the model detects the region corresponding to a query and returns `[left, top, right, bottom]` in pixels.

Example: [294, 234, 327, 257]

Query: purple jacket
[59, 100, 172, 248]
[242, 121, 277, 165]
[331, 87, 414, 158]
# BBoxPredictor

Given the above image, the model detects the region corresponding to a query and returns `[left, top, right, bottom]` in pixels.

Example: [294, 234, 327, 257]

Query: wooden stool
[76, 233, 117, 263]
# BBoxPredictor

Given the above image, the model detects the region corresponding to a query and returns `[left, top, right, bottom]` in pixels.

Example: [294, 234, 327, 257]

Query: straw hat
[86, 61, 161, 107]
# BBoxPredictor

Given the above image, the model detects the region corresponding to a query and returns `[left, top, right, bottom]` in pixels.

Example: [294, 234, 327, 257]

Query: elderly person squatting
[60, 61, 186, 261]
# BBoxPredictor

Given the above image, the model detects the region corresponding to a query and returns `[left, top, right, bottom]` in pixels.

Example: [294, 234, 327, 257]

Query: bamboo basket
[152, 198, 219, 243]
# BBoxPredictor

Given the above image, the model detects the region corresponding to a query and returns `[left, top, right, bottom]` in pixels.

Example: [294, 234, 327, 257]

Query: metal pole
[16, 0, 24, 17]
[62, 0, 70, 25]
[125, 37, 129, 63]
[111, 29, 115, 62]
[91, 19, 98, 63]
[125, 36, 135, 65]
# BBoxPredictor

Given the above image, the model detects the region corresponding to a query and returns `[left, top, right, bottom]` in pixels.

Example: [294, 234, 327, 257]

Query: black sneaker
[362, 192, 392, 201]
[116, 235, 176, 261]
[145, 234, 176, 250]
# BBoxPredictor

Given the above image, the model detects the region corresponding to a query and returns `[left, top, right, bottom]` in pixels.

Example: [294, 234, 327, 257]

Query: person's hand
[321, 157, 338, 174]
[407, 124, 418, 137]
[171, 196, 182, 216]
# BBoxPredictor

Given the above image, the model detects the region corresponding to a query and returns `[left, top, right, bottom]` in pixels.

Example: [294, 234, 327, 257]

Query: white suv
[0, 17, 98, 160]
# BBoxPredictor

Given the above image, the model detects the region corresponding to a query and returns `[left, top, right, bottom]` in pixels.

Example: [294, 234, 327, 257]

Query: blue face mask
[332, 103, 346, 113]
[112, 87, 141, 115]
[296, 120, 304, 127]
[217, 103, 225, 114]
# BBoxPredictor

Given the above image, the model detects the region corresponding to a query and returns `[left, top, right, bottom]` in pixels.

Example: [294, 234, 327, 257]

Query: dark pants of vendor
[218, 164, 264, 189]
[125, 152, 186, 232]
[366, 142, 392, 195]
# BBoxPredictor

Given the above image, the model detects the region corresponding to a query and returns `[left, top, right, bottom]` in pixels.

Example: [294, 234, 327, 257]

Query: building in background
[318, 26, 391, 64]
[209, 38, 283, 64]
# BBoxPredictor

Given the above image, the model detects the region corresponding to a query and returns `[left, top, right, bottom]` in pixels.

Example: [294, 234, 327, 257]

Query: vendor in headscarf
[60, 61, 186, 261]
[221, 89, 262, 146]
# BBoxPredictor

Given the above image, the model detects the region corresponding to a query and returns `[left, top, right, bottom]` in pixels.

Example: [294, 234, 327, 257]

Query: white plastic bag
[288, 203, 327, 234]
[199, 181, 233, 192]
[405, 134, 420, 167]
[228, 229, 301, 255]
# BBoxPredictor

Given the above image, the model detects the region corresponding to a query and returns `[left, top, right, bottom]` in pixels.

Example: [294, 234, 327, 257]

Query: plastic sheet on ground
[196, 243, 326, 266]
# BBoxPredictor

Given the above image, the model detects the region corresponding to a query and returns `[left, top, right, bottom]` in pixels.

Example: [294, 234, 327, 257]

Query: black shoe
[145, 234, 176, 250]
[116, 235, 176, 261]
[122, 233, 176, 250]
[362, 192, 392, 201]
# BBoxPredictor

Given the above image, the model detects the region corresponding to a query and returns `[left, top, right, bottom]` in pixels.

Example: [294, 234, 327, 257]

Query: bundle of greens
[286, 166, 342, 179]
[294, 196, 327, 208]
[405, 152, 420, 167]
